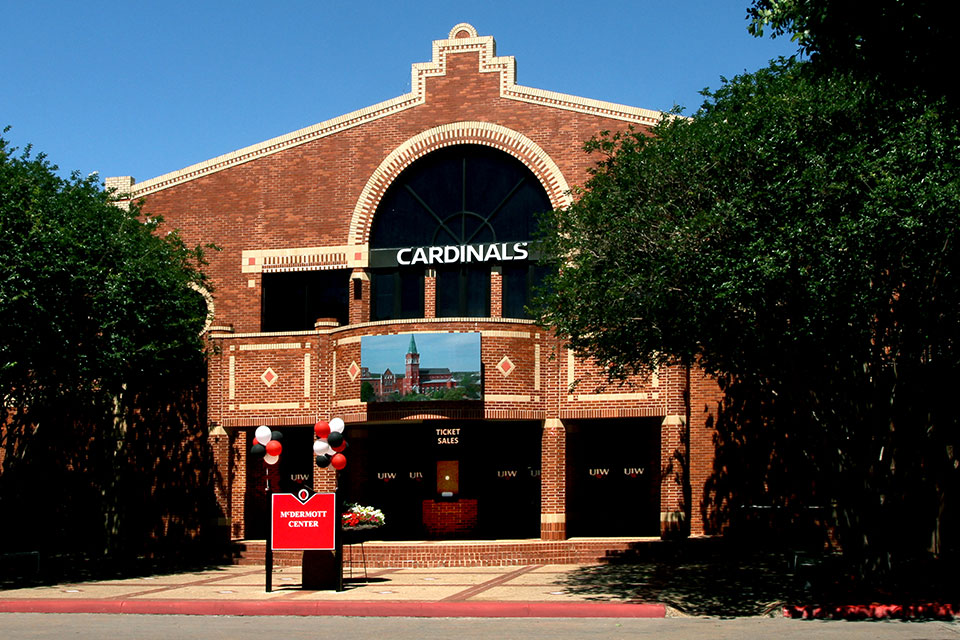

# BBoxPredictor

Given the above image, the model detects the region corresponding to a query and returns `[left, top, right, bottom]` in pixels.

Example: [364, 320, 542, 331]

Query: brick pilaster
[230, 428, 247, 539]
[349, 270, 370, 325]
[490, 266, 503, 318]
[424, 269, 436, 319]
[689, 368, 720, 535]
[210, 427, 231, 535]
[540, 418, 567, 540]
[314, 467, 338, 493]
[660, 414, 688, 538]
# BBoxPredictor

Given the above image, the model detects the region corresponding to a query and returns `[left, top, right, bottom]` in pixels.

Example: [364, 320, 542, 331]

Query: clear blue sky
[2, 0, 798, 183]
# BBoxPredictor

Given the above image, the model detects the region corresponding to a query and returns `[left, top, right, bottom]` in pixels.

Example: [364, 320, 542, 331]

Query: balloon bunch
[314, 417, 347, 470]
[251, 425, 283, 465]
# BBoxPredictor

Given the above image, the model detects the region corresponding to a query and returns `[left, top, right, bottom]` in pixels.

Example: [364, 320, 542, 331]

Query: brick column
[424, 269, 436, 319]
[688, 368, 720, 535]
[230, 428, 247, 539]
[313, 467, 338, 493]
[209, 426, 231, 537]
[490, 266, 503, 318]
[660, 414, 688, 538]
[540, 418, 567, 540]
[349, 270, 370, 325]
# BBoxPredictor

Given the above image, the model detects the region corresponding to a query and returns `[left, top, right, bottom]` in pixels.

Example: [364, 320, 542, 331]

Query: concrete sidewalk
[0, 564, 666, 618]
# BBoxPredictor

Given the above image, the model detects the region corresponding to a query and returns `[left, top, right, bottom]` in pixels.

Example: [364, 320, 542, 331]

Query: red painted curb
[0, 599, 666, 618]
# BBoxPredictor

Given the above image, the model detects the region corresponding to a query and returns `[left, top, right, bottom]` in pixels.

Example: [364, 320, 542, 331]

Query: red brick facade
[109, 23, 720, 543]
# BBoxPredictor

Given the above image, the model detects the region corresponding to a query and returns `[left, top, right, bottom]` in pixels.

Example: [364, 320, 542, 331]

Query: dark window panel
[261, 269, 351, 331]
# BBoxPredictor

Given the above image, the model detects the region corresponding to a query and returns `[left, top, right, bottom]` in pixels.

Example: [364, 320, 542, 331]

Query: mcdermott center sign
[271, 490, 336, 550]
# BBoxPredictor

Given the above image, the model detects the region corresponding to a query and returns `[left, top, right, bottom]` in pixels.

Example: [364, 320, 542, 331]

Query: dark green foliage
[535, 61, 960, 573]
[0, 133, 224, 566]
[748, 0, 954, 102]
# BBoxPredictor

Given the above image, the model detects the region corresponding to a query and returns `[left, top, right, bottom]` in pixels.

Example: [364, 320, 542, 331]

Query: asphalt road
[1, 614, 959, 639]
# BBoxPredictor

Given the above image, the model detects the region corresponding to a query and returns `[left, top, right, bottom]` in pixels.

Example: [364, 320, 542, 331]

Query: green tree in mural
[361, 381, 376, 403]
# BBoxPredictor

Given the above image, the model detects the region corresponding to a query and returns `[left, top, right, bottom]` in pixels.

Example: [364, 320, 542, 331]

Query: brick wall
[423, 499, 478, 537]
[110, 24, 722, 542]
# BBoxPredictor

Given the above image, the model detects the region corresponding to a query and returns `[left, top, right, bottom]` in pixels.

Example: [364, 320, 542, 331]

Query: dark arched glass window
[369, 145, 551, 320]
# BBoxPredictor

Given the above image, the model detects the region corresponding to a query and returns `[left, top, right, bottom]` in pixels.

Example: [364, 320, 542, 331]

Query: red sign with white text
[271, 491, 336, 550]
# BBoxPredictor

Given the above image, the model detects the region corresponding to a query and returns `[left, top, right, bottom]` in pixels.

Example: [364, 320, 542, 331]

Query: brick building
[107, 23, 720, 545]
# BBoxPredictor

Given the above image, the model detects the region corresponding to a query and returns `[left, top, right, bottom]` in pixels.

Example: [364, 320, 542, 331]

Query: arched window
[369, 145, 552, 320]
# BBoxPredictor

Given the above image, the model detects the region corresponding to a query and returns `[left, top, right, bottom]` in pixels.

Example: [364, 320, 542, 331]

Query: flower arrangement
[342, 504, 386, 530]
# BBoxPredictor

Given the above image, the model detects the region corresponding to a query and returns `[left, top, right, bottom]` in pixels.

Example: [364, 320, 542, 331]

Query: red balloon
[331, 453, 347, 470]
[332, 440, 347, 452]
[314, 421, 330, 439]
[265, 439, 282, 456]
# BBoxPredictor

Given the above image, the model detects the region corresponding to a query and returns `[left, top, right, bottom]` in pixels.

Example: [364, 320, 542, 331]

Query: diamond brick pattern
[348, 361, 361, 381]
[261, 368, 278, 387]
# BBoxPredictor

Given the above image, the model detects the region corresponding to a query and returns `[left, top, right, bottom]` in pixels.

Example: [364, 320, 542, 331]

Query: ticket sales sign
[271, 490, 336, 550]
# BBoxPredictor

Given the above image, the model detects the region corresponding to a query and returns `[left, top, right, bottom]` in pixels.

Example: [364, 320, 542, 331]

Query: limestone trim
[480, 330, 531, 339]
[567, 392, 661, 402]
[237, 402, 301, 410]
[189, 283, 215, 334]
[242, 245, 366, 274]
[207, 316, 538, 343]
[108, 24, 660, 201]
[485, 394, 533, 402]
[228, 356, 236, 400]
[303, 354, 311, 398]
[238, 342, 303, 351]
[348, 121, 572, 249]
[534, 344, 541, 391]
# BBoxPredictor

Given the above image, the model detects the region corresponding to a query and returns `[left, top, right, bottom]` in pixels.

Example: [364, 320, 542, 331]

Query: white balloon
[264, 453, 279, 465]
[329, 417, 345, 433]
[255, 425, 272, 445]
[313, 440, 331, 456]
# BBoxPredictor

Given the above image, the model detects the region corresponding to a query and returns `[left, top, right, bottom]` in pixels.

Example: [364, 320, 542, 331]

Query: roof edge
[110, 23, 662, 200]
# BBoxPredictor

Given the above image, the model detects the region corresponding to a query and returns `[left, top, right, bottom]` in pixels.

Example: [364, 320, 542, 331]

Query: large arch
[348, 122, 572, 250]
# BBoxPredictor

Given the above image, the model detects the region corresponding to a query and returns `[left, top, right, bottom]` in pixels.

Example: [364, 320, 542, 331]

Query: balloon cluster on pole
[314, 417, 347, 470]
[251, 425, 283, 465]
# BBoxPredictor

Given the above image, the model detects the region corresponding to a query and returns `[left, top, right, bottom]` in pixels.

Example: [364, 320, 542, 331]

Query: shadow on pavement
[559, 537, 960, 617]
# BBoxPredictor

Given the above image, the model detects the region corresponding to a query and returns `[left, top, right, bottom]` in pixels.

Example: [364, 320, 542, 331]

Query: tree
[0, 133, 219, 564]
[535, 60, 960, 573]
[747, 0, 954, 102]
[360, 381, 376, 403]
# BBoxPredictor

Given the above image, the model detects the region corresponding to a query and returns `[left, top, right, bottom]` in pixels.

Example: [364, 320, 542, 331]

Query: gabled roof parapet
[108, 23, 662, 200]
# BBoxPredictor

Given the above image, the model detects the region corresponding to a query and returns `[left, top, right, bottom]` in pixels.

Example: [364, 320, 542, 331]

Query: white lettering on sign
[410, 472, 423, 479]
[378, 472, 396, 481]
[436, 427, 461, 445]
[589, 468, 610, 478]
[397, 242, 529, 266]
[624, 467, 646, 476]
[279, 510, 328, 518]
[497, 470, 518, 478]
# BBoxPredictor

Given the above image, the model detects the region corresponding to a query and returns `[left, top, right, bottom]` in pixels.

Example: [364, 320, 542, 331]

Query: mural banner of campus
[360, 332, 482, 403]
